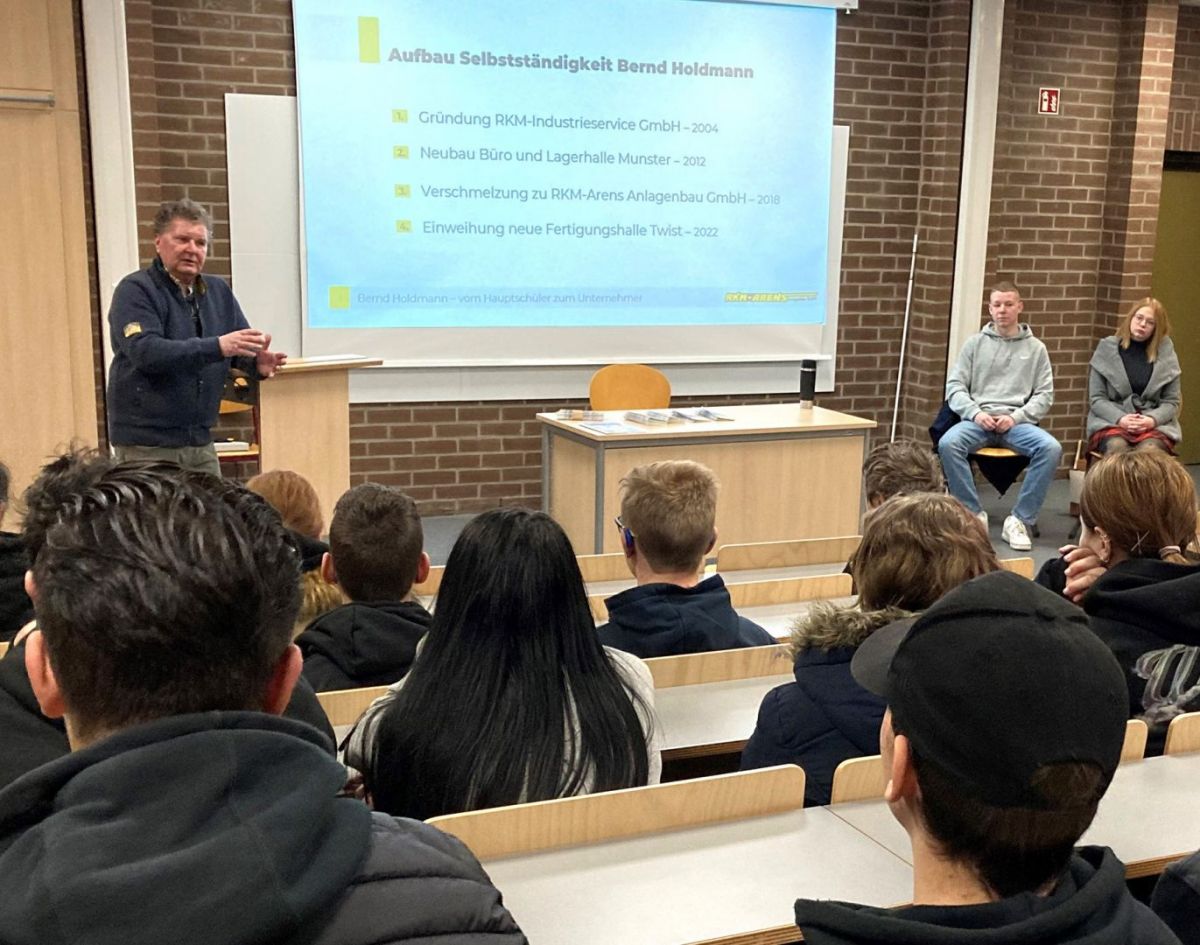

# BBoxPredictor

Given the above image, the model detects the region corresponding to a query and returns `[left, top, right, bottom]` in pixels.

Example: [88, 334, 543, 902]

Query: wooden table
[828, 753, 1200, 878]
[482, 805, 912, 945]
[539, 404, 875, 554]
[657, 674, 790, 761]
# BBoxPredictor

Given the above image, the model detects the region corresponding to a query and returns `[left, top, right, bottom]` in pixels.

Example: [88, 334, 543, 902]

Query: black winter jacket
[0, 532, 32, 642]
[106, 257, 251, 447]
[0, 642, 336, 791]
[0, 713, 525, 945]
[298, 600, 432, 692]
[796, 847, 1180, 945]
[740, 603, 896, 806]
[598, 574, 774, 658]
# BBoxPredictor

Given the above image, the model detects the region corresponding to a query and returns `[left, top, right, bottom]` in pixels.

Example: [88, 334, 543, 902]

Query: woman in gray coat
[1087, 297, 1182, 454]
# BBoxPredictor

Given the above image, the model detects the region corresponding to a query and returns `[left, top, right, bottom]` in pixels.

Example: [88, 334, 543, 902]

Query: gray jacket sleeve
[945, 338, 982, 421]
[1010, 343, 1054, 426]
[1088, 363, 1129, 427]
[1144, 371, 1182, 427]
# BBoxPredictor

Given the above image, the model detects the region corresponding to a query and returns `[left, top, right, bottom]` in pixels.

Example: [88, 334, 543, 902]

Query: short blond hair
[853, 493, 1000, 610]
[620, 460, 718, 572]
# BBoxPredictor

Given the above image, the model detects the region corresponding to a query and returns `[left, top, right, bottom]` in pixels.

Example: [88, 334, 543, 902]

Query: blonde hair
[853, 493, 1000, 610]
[862, 439, 944, 505]
[246, 469, 324, 538]
[1116, 297, 1170, 362]
[1079, 450, 1195, 563]
[293, 570, 348, 639]
[619, 460, 717, 573]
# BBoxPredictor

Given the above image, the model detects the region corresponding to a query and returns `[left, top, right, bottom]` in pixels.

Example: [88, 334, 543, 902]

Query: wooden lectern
[255, 356, 381, 523]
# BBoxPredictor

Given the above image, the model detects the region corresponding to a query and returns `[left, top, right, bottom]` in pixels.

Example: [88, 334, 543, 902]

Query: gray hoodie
[946, 322, 1054, 425]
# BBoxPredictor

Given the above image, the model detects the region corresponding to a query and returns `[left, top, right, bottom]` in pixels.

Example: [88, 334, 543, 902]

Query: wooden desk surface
[828, 752, 1200, 878]
[657, 675, 790, 758]
[482, 805, 912, 945]
[538, 404, 876, 444]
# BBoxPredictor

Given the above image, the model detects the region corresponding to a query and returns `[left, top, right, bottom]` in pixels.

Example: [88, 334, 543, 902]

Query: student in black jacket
[599, 460, 773, 657]
[297, 484, 432, 691]
[794, 572, 1179, 945]
[0, 461, 33, 641]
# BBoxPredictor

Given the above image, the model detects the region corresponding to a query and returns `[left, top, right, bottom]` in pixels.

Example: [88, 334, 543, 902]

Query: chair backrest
[643, 643, 790, 689]
[997, 556, 1035, 579]
[830, 755, 887, 804]
[588, 364, 671, 411]
[316, 684, 391, 727]
[576, 552, 631, 583]
[1122, 718, 1149, 762]
[587, 571, 853, 622]
[412, 564, 444, 599]
[425, 764, 806, 860]
[1164, 711, 1200, 755]
[715, 536, 862, 573]
[0, 641, 7, 660]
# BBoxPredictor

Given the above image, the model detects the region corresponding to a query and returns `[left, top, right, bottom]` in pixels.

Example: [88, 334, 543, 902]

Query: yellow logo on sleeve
[123, 322, 143, 338]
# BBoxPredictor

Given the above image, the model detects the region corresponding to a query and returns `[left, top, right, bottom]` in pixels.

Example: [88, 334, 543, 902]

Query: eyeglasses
[614, 515, 635, 545]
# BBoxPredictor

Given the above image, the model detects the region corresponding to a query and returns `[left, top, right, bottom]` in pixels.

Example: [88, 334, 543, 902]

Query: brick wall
[112, 0, 1190, 513]
[1169, 5, 1200, 149]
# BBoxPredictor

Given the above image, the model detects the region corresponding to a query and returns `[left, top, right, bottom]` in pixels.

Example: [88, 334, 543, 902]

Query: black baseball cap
[851, 570, 1128, 809]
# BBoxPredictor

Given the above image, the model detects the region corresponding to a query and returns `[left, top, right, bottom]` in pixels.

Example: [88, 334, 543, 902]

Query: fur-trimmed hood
[787, 603, 912, 660]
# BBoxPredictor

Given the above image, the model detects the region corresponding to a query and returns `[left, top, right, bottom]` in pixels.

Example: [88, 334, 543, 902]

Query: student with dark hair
[0, 465, 525, 945]
[296, 484, 432, 691]
[741, 493, 998, 806]
[794, 571, 1179, 943]
[0, 460, 34, 641]
[599, 460, 773, 657]
[0, 450, 335, 792]
[346, 507, 660, 821]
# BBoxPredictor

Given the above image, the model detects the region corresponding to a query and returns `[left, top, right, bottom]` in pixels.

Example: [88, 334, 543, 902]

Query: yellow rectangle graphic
[358, 17, 380, 63]
[395, 220, 412, 233]
[329, 285, 351, 309]
[394, 184, 411, 197]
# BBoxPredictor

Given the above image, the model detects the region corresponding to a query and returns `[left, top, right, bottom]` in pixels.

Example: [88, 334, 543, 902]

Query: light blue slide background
[293, 0, 835, 329]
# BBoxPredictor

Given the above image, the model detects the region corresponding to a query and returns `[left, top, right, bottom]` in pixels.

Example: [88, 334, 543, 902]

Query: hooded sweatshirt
[1082, 558, 1200, 719]
[597, 573, 775, 658]
[0, 531, 32, 642]
[795, 847, 1180, 945]
[0, 712, 525, 945]
[740, 603, 899, 806]
[0, 642, 336, 792]
[946, 323, 1054, 426]
[297, 600, 432, 692]
[1153, 848, 1200, 945]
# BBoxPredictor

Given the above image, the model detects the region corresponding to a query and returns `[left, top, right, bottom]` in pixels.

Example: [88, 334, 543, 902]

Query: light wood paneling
[316, 684, 390, 727]
[727, 573, 853, 609]
[547, 435, 599, 554]
[717, 536, 862, 573]
[830, 755, 887, 805]
[576, 552, 629, 583]
[426, 765, 806, 861]
[1164, 711, 1200, 755]
[997, 556, 1035, 579]
[0, 1, 53, 93]
[1122, 719, 1148, 762]
[644, 644, 789, 689]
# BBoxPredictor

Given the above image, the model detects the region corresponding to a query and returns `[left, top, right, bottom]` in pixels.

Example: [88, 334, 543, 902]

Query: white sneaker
[1002, 515, 1032, 552]
[975, 510, 989, 531]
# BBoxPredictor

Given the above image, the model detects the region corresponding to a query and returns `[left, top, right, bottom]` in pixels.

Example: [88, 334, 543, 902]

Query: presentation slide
[292, 0, 836, 337]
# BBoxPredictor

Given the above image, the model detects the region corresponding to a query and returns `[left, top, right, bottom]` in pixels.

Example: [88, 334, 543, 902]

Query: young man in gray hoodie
[938, 282, 1062, 550]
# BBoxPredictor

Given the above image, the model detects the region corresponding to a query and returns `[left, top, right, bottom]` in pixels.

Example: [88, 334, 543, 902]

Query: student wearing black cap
[793, 570, 1180, 945]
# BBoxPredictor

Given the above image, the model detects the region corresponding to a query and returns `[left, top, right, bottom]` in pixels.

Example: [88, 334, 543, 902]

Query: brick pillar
[897, 0, 972, 442]
[1095, 1, 1178, 331]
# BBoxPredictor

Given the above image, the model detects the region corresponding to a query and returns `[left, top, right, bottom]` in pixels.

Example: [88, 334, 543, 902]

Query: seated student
[862, 439, 945, 509]
[0, 464, 524, 944]
[0, 450, 335, 792]
[795, 571, 1179, 943]
[0, 460, 34, 641]
[1153, 849, 1200, 945]
[296, 484, 432, 692]
[247, 468, 347, 636]
[740, 493, 998, 806]
[1087, 297, 1181, 456]
[598, 460, 773, 658]
[346, 507, 660, 821]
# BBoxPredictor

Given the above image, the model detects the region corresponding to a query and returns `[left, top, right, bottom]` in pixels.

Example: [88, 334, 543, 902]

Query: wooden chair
[412, 564, 444, 600]
[316, 684, 390, 728]
[1122, 718, 1149, 762]
[576, 552, 631, 583]
[588, 363, 670, 411]
[830, 755, 887, 804]
[715, 535, 862, 574]
[829, 719, 1149, 806]
[643, 643, 790, 689]
[425, 764, 806, 860]
[1164, 711, 1200, 755]
[0, 641, 8, 660]
[997, 556, 1035, 579]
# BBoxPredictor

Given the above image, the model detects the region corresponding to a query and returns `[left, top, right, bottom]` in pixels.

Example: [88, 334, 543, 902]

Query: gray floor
[422, 465, 1200, 571]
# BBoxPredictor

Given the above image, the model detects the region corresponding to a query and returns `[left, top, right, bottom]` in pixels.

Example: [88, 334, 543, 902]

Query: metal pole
[890, 230, 919, 443]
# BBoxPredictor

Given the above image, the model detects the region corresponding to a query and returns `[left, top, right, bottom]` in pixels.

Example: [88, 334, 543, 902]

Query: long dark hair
[364, 507, 650, 819]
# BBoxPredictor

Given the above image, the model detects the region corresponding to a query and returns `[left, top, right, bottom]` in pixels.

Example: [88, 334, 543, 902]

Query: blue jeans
[937, 421, 1062, 524]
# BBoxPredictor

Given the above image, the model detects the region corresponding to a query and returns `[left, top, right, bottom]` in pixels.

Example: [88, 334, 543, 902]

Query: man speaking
[106, 198, 286, 475]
